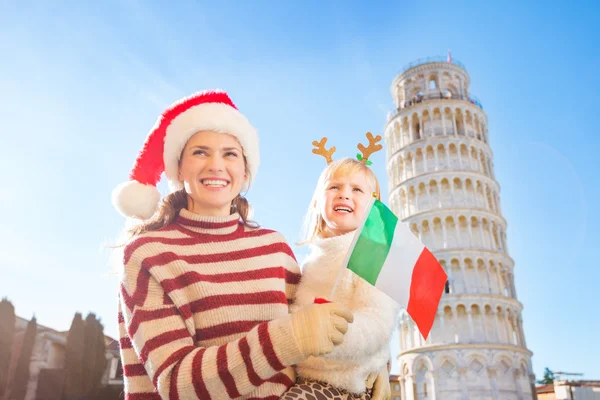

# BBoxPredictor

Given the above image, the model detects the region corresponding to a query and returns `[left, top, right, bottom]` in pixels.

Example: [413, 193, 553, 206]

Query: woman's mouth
[201, 179, 229, 188]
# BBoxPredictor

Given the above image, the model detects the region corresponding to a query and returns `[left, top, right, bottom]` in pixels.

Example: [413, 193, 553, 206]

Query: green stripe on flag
[346, 199, 398, 285]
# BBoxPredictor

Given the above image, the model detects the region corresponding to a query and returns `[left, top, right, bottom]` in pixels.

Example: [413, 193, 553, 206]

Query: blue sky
[1, 0, 598, 380]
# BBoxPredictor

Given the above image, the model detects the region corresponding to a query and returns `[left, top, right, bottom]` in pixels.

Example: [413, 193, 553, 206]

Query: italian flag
[343, 198, 447, 339]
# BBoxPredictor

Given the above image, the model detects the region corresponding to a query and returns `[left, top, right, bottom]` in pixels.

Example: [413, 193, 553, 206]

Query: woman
[112, 90, 353, 399]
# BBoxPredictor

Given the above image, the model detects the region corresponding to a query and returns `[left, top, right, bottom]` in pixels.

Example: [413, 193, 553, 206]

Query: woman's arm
[119, 254, 305, 400]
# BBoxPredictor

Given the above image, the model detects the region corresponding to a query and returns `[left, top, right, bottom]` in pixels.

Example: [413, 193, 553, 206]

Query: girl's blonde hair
[300, 158, 381, 244]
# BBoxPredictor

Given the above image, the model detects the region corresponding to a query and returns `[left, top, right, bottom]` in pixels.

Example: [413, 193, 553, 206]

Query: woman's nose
[207, 155, 224, 172]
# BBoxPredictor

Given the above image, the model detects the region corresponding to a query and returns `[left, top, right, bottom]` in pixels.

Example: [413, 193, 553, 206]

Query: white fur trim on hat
[112, 181, 161, 220]
[163, 102, 259, 192]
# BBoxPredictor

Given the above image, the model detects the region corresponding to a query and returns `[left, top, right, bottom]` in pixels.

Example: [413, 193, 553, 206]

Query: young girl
[282, 138, 399, 400]
[112, 91, 354, 400]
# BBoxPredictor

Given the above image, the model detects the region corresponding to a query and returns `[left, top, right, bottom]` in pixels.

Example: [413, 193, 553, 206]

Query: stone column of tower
[385, 57, 536, 400]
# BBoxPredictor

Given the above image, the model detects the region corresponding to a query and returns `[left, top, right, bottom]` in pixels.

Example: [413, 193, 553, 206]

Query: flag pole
[328, 196, 376, 300]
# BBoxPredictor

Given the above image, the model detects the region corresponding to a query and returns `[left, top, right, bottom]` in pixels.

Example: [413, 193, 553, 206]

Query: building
[537, 381, 600, 400]
[384, 55, 536, 399]
[8, 316, 122, 400]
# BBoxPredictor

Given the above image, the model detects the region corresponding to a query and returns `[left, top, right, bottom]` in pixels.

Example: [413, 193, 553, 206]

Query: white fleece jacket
[294, 232, 400, 394]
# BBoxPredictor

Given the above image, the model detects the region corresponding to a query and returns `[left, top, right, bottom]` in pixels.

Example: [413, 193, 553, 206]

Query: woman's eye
[225, 152, 239, 158]
[193, 150, 207, 156]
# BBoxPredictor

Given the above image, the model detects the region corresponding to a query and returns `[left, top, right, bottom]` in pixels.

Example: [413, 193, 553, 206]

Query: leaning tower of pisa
[385, 57, 536, 400]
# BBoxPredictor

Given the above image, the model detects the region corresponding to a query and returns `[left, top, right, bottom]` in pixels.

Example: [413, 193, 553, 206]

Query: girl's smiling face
[320, 170, 373, 237]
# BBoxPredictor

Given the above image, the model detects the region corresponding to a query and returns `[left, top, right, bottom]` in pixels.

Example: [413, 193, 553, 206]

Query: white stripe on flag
[374, 221, 425, 308]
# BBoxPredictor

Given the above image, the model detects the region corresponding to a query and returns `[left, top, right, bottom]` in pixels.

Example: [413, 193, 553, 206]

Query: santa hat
[112, 89, 259, 220]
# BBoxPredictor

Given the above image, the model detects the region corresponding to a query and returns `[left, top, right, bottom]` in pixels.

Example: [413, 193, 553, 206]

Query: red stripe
[123, 363, 147, 377]
[191, 348, 211, 399]
[120, 337, 132, 349]
[152, 346, 195, 387]
[139, 329, 190, 364]
[406, 247, 448, 340]
[118, 311, 125, 323]
[267, 372, 294, 387]
[284, 269, 301, 284]
[120, 270, 151, 310]
[177, 215, 239, 229]
[258, 323, 285, 371]
[123, 226, 274, 264]
[125, 393, 162, 400]
[217, 345, 241, 398]
[169, 353, 183, 400]
[238, 337, 263, 386]
[196, 320, 266, 341]
[180, 291, 287, 318]
[162, 266, 289, 292]
[129, 306, 179, 337]
[141, 242, 295, 270]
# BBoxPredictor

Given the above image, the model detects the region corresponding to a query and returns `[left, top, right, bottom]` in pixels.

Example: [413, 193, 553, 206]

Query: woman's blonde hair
[300, 158, 381, 244]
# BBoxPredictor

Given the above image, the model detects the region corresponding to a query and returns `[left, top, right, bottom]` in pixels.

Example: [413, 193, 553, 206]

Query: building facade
[9, 317, 122, 400]
[385, 56, 536, 400]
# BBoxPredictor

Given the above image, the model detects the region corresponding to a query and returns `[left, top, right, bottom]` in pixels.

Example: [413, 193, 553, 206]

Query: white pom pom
[112, 181, 161, 220]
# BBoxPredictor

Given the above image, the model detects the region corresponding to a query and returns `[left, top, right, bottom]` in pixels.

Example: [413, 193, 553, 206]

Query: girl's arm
[119, 253, 305, 400]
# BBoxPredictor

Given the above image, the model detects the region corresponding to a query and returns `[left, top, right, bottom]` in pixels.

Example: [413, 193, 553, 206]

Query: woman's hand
[291, 302, 354, 357]
[369, 367, 391, 400]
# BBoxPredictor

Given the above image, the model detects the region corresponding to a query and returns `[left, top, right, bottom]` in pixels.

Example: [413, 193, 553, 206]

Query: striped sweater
[117, 209, 305, 400]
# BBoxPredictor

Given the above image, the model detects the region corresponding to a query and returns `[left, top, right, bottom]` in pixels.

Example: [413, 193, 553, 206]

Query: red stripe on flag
[406, 247, 447, 340]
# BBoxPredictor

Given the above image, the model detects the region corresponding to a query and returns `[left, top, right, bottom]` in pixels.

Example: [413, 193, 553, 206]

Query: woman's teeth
[202, 179, 228, 187]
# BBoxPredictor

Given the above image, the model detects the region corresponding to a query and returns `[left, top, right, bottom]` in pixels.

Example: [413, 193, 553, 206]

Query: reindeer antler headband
[312, 132, 383, 166]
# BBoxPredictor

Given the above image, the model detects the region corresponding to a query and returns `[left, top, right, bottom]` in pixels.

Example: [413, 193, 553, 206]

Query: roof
[536, 384, 554, 394]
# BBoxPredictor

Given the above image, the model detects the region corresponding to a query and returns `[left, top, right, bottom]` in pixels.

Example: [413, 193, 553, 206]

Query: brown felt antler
[357, 132, 383, 163]
[312, 137, 336, 165]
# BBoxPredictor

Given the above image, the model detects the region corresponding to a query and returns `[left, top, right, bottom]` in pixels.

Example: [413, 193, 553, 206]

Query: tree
[62, 313, 85, 400]
[9, 316, 37, 400]
[63, 312, 108, 400]
[537, 367, 555, 385]
[81, 314, 107, 395]
[0, 299, 16, 397]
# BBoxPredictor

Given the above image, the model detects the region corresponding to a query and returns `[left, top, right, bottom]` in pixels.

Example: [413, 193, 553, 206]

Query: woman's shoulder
[122, 224, 181, 265]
